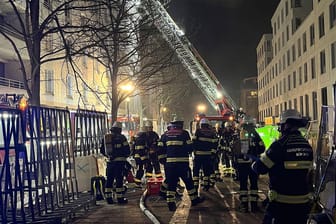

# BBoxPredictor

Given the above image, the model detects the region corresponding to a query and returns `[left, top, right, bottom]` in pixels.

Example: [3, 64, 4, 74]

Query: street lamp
[120, 82, 134, 138]
[126, 97, 130, 135]
[197, 104, 207, 113]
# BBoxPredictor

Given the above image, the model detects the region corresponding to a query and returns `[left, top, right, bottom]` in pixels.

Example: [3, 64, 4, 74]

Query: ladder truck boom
[142, 0, 238, 112]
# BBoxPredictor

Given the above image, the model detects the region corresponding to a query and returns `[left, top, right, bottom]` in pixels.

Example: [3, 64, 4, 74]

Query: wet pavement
[71, 172, 269, 224]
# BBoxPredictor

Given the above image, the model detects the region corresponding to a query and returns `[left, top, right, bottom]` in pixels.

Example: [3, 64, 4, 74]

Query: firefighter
[236, 119, 265, 213]
[133, 127, 147, 186]
[144, 121, 162, 178]
[192, 118, 218, 191]
[159, 120, 204, 211]
[100, 121, 130, 204]
[252, 109, 313, 224]
[219, 121, 235, 177]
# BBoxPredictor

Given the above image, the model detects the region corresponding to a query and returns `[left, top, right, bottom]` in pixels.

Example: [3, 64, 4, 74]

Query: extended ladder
[142, 0, 238, 111]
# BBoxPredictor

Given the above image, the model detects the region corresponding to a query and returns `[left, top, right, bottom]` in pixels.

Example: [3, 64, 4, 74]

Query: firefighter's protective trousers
[105, 161, 126, 201]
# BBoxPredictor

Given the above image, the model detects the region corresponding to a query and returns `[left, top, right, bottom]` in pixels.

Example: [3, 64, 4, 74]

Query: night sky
[167, 0, 280, 104]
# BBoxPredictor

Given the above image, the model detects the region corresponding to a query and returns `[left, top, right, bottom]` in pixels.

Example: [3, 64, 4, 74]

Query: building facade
[257, 0, 336, 123]
[240, 76, 259, 122]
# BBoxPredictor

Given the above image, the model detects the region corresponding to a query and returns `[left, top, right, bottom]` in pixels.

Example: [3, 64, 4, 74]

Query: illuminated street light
[197, 104, 206, 113]
[120, 83, 134, 92]
[126, 97, 130, 135]
[120, 82, 134, 138]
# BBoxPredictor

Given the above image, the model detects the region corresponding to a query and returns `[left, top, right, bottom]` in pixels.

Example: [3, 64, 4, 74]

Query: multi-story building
[240, 76, 258, 122]
[0, 1, 139, 116]
[257, 0, 336, 123]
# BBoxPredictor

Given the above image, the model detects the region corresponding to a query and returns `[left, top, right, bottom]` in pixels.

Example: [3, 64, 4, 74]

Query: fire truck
[116, 114, 140, 140]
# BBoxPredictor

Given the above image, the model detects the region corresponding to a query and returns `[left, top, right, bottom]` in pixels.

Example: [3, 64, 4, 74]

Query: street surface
[72, 169, 269, 224]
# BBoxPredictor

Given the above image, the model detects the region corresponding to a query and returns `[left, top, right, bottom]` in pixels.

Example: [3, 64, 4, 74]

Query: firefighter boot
[168, 202, 177, 211]
[191, 196, 205, 206]
[238, 202, 248, 213]
[117, 197, 128, 204]
[250, 201, 260, 213]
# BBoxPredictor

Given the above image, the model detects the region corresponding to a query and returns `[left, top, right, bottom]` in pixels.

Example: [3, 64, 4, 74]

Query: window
[65, 3, 72, 24]
[304, 63, 308, 82]
[45, 70, 54, 94]
[288, 100, 292, 109]
[280, 80, 282, 95]
[43, 0, 51, 10]
[45, 34, 53, 52]
[294, 98, 297, 110]
[82, 83, 88, 102]
[302, 32, 307, 53]
[298, 38, 301, 57]
[286, 25, 289, 41]
[285, 1, 289, 16]
[281, 9, 284, 24]
[311, 57, 316, 79]
[331, 42, 336, 68]
[299, 66, 302, 85]
[305, 94, 309, 117]
[66, 74, 72, 97]
[292, 0, 301, 7]
[287, 50, 290, 66]
[288, 74, 291, 91]
[292, 45, 296, 62]
[320, 50, 326, 74]
[0, 62, 4, 77]
[310, 24, 315, 46]
[300, 96, 304, 114]
[312, 91, 318, 120]
[321, 87, 328, 105]
[330, 1, 336, 28]
[293, 71, 297, 88]
[283, 78, 286, 93]
[319, 13, 325, 38]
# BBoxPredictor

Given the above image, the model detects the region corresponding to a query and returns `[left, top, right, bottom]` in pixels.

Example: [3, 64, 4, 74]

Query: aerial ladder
[141, 0, 238, 118]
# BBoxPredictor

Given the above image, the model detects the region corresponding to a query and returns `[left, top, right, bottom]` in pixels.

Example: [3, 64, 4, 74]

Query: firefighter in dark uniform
[219, 121, 235, 177]
[252, 109, 313, 224]
[100, 121, 130, 204]
[158, 120, 204, 211]
[236, 119, 265, 212]
[133, 127, 147, 186]
[192, 118, 218, 191]
[144, 121, 162, 178]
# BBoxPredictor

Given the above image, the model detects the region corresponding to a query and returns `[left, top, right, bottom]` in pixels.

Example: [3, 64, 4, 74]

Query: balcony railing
[0, 76, 24, 89]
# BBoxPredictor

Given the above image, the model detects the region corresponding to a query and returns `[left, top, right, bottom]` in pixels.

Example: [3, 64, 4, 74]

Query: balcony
[0, 77, 26, 97]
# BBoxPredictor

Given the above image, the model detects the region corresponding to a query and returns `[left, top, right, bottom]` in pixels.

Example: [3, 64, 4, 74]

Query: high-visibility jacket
[158, 128, 192, 163]
[252, 130, 313, 204]
[192, 127, 218, 156]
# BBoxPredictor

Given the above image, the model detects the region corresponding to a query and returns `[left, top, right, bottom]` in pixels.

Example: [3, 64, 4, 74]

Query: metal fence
[0, 106, 107, 223]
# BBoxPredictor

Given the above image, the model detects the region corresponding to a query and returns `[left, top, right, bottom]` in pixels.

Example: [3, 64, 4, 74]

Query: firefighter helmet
[112, 121, 122, 129]
[170, 120, 184, 128]
[279, 109, 305, 126]
[200, 118, 210, 126]
[224, 121, 232, 128]
[144, 120, 153, 127]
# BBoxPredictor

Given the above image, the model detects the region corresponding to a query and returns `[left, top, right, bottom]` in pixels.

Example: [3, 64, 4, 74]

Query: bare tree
[74, 0, 178, 122]
[0, 0, 96, 106]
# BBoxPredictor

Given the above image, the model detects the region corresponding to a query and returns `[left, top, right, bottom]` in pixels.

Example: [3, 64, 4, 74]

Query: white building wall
[257, 0, 336, 122]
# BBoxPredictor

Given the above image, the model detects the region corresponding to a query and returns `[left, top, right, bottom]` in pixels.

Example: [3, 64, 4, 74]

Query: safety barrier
[72, 108, 108, 157]
[0, 106, 104, 223]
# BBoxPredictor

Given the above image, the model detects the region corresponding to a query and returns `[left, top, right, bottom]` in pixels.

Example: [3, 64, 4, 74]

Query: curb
[139, 189, 161, 224]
